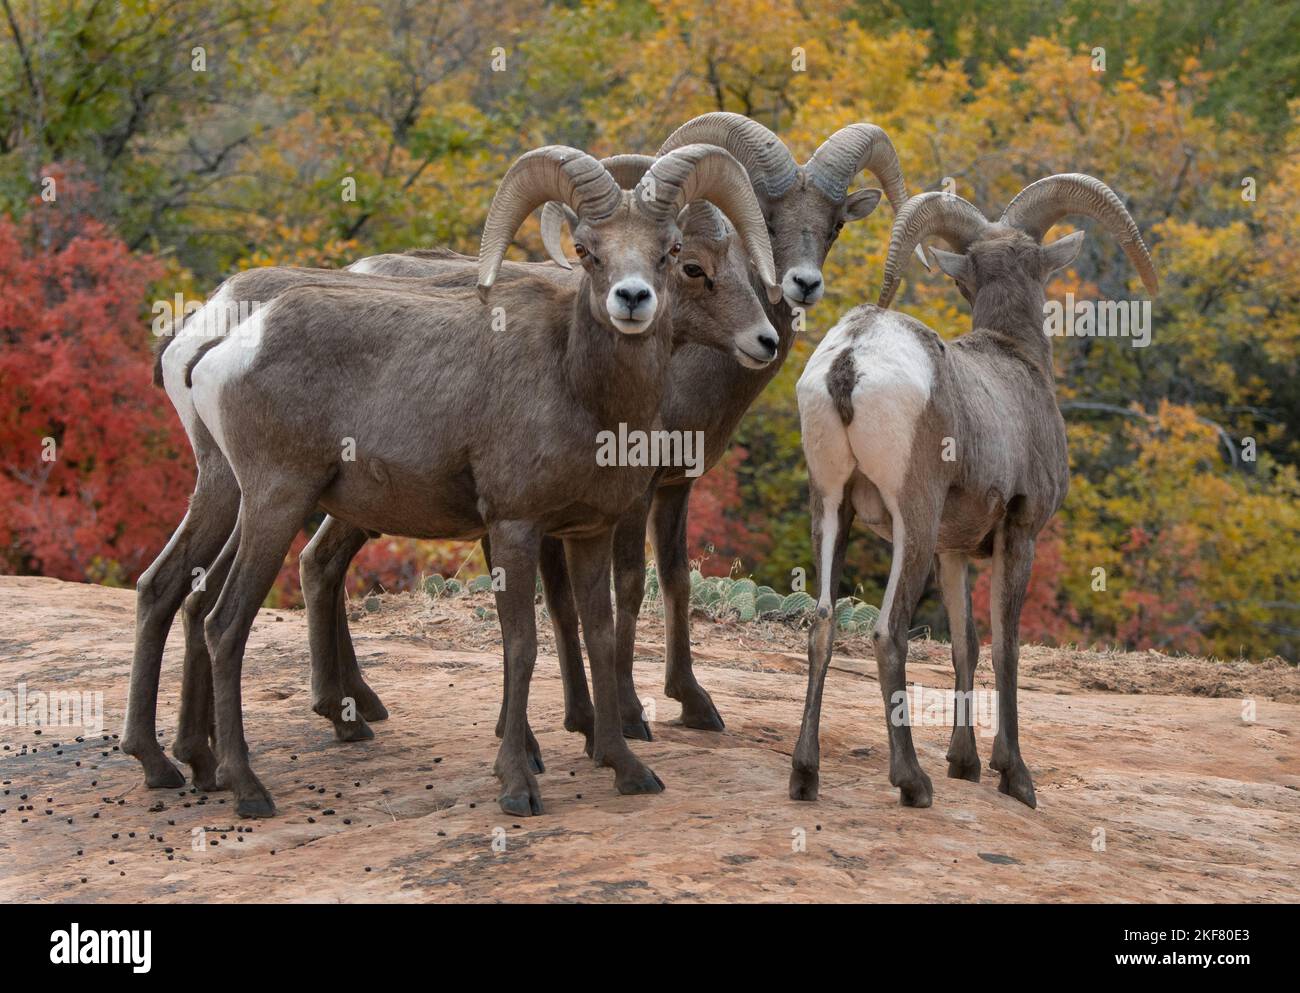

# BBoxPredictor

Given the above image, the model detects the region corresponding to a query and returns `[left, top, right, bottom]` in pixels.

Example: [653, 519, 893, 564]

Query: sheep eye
[574, 243, 587, 258]
[683, 263, 705, 278]
[670, 242, 682, 256]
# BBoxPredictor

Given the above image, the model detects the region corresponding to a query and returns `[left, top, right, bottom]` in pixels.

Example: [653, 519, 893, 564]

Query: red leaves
[0, 208, 192, 583]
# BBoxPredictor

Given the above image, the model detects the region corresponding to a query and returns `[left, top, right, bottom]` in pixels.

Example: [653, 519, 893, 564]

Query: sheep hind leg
[790, 480, 855, 801]
[652, 481, 724, 731]
[300, 516, 373, 742]
[123, 455, 239, 788]
[538, 536, 595, 756]
[938, 552, 981, 782]
[567, 530, 663, 797]
[872, 492, 941, 808]
[988, 522, 1037, 808]
[205, 485, 322, 818]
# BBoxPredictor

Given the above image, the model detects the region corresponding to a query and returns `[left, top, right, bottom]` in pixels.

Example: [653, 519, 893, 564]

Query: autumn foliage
[1, 0, 1296, 660]
[0, 180, 192, 583]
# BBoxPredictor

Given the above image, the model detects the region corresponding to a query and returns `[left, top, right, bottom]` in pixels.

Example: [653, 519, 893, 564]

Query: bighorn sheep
[173, 144, 781, 817]
[123, 153, 778, 792]
[789, 174, 1159, 808]
[524, 112, 913, 737]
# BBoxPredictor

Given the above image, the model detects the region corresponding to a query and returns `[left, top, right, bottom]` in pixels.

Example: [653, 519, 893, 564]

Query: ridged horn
[636, 143, 780, 303]
[877, 191, 991, 307]
[805, 123, 909, 213]
[657, 112, 798, 201]
[1000, 173, 1158, 295]
[539, 154, 658, 267]
[478, 146, 622, 301]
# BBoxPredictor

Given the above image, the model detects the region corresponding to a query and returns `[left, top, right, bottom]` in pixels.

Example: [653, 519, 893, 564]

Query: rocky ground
[1, 575, 1296, 902]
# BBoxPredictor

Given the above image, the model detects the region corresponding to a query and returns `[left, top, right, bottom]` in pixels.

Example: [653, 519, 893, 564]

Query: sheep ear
[1042, 230, 1085, 274]
[843, 188, 882, 222]
[930, 246, 972, 282]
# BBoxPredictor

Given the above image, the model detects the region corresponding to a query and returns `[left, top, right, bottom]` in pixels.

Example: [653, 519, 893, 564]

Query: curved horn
[637, 143, 780, 303]
[539, 154, 658, 267]
[878, 191, 991, 307]
[806, 123, 909, 213]
[1000, 173, 1158, 295]
[658, 112, 798, 201]
[539, 202, 577, 268]
[478, 146, 622, 301]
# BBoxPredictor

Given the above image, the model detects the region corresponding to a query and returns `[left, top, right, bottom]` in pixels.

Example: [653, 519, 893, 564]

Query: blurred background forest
[1, 0, 1297, 660]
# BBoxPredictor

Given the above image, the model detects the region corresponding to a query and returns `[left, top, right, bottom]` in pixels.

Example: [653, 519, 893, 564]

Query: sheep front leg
[612, 493, 654, 740]
[651, 480, 725, 730]
[538, 536, 595, 754]
[789, 483, 854, 801]
[173, 523, 239, 792]
[205, 487, 319, 818]
[487, 521, 546, 816]
[988, 522, 1037, 808]
[300, 516, 374, 742]
[937, 552, 981, 782]
[566, 531, 664, 798]
[485, 533, 545, 774]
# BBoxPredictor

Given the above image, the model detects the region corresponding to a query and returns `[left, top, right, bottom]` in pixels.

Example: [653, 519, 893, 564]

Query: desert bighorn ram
[176, 144, 779, 817]
[790, 174, 1158, 809]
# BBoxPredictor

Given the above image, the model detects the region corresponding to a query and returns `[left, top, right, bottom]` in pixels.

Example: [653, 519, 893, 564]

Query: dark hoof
[615, 764, 664, 796]
[672, 684, 725, 731]
[947, 757, 981, 782]
[997, 766, 1037, 808]
[236, 794, 277, 819]
[333, 716, 374, 742]
[499, 788, 544, 817]
[896, 770, 934, 808]
[622, 720, 653, 741]
[144, 762, 186, 790]
[789, 765, 820, 802]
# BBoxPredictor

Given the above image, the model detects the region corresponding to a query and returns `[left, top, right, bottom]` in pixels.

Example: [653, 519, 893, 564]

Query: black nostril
[759, 335, 778, 355]
[793, 274, 822, 293]
[616, 286, 651, 308]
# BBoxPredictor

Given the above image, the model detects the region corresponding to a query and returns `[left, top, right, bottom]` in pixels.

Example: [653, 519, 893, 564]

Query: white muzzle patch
[782, 266, 825, 309]
[607, 278, 657, 334]
[735, 320, 780, 369]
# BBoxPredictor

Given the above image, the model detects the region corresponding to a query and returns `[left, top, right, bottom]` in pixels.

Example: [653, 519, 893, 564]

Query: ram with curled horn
[136, 143, 778, 819]
[792, 173, 1158, 810]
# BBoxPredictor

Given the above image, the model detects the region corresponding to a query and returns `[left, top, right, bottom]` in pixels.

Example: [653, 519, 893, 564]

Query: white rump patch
[189, 300, 274, 459]
[839, 312, 934, 500]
